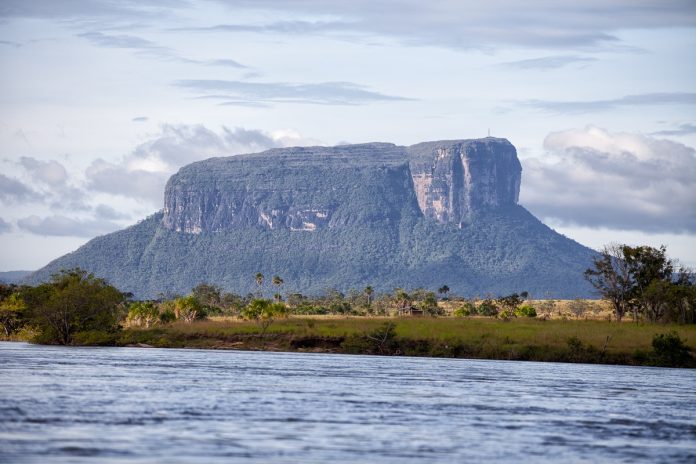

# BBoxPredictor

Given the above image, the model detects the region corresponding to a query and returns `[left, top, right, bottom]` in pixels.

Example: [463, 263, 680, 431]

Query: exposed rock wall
[162, 138, 521, 234]
[408, 138, 521, 226]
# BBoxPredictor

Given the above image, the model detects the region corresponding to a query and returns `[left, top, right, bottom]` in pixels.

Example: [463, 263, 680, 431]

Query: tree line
[0, 269, 538, 345]
[1, 243, 694, 346]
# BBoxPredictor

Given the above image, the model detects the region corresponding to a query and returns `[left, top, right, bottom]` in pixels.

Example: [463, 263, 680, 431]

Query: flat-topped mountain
[28, 138, 595, 298]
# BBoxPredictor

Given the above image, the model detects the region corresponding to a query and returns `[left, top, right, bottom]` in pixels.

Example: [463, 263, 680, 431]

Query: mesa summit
[27, 137, 595, 299]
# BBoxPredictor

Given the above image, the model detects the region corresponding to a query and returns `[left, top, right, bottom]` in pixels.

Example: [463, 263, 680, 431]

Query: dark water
[1, 342, 695, 463]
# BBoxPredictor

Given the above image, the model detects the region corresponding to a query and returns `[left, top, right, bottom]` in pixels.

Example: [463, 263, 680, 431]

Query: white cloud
[0, 174, 43, 204]
[17, 156, 89, 211]
[84, 124, 318, 204]
[17, 214, 121, 237]
[85, 159, 169, 205]
[19, 156, 68, 186]
[521, 126, 696, 233]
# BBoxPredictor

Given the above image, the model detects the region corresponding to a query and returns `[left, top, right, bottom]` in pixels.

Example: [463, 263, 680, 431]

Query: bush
[342, 322, 399, 355]
[477, 299, 499, 317]
[453, 302, 475, 317]
[126, 302, 159, 328]
[159, 309, 176, 324]
[651, 331, 692, 367]
[73, 330, 119, 346]
[515, 305, 537, 318]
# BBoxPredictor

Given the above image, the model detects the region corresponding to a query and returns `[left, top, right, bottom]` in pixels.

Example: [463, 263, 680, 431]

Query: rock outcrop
[408, 138, 521, 226]
[162, 138, 521, 234]
[28, 137, 595, 299]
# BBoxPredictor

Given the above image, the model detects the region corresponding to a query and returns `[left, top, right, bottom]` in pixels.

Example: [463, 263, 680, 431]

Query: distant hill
[0, 270, 33, 285]
[27, 138, 596, 299]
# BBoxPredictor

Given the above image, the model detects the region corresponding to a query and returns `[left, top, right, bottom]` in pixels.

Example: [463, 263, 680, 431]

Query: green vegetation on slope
[26, 206, 595, 299]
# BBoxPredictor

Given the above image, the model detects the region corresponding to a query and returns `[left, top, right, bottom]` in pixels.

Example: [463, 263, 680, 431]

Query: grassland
[117, 316, 696, 368]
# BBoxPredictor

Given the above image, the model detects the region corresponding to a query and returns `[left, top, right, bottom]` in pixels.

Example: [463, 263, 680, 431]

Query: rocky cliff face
[163, 138, 521, 233]
[408, 138, 521, 226]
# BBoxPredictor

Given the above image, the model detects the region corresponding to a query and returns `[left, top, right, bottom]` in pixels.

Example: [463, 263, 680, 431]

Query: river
[1, 342, 694, 463]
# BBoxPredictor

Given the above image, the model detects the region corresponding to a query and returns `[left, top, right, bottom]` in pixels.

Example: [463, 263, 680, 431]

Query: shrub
[453, 302, 475, 317]
[477, 299, 499, 317]
[126, 302, 159, 328]
[175, 295, 204, 323]
[241, 299, 289, 335]
[73, 330, 118, 346]
[342, 322, 399, 355]
[515, 305, 537, 318]
[651, 331, 692, 367]
[291, 304, 329, 315]
[159, 309, 176, 324]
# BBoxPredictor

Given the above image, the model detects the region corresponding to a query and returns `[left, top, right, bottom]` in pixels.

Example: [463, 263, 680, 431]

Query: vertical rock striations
[408, 138, 521, 226]
[162, 138, 521, 233]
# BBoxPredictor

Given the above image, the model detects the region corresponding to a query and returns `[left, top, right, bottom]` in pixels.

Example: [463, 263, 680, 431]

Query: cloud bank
[85, 124, 312, 204]
[17, 214, 121, 237]
[521, 126, 696, 233]
[0, 174, 42, 204]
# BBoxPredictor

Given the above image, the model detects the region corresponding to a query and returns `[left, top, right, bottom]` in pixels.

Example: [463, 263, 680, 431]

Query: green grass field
[117, 316, 696, 368]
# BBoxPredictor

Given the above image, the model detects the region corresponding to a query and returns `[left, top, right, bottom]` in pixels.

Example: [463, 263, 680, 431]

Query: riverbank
[110, 317, 696, 367]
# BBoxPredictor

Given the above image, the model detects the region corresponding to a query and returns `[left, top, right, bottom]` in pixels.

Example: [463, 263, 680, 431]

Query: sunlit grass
[123, 316, 696, 358]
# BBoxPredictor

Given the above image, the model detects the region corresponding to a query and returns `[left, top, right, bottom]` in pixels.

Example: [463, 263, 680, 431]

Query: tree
[567, 299, 590, 319]
[584, 244, 632, 321]
[126, 302, 159, 328]
[0, 292, 27, 336]
[496, 293, 524, 318]
[438, 285, 450, 300]
[666, 276, 696, 324]
[174, 295, 203, 323]
[272, 275, 284, 302]
[254, 272, 264, 297]
[477, 299, 499, 317]
[23, 269, 124, 345]
[364, 286, 374, 306]
[420, 291, 440, 316]
[192, 283, 222, 308]
[623, 245, 673, 321]
[641, 279, 672, 322]
[241, 299, 288, 337]
[393, 288, 411, 315]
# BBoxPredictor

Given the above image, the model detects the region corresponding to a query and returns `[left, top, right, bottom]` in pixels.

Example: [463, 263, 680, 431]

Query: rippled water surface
[1, 342, 695, 463]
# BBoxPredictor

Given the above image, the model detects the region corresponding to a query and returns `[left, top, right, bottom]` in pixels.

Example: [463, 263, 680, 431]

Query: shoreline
[98, 317, 696, 368]
[5, 317, 694, 368]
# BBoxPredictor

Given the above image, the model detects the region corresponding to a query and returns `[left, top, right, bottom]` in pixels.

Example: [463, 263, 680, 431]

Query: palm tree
[364, 286, 374, 306]
[438, 285, 450, 300]
[255, 272, 264, 298]
[272, 275, 284, 302]
[394, 288, 411, 316]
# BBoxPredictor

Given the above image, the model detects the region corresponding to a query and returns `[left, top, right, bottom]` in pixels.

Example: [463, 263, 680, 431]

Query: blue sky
[1, 0, 695, 270]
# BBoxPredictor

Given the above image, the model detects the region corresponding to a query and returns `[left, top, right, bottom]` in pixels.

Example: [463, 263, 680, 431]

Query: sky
[0, 0, 695, 271]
